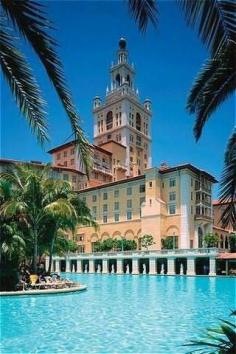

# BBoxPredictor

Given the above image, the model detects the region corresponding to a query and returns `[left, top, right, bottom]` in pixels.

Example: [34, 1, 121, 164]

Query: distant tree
[203, 233, 219, 248]
[139, 234, 155, 250]
[161, 237, 176, 250]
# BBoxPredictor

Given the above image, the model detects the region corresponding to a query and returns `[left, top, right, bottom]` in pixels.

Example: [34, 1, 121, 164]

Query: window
[169, 178, 176, 187]
[191, 206, 193, 214]
[127, 187, 132, 195]
[130, 146, 133, 152]
[139, 184, 145, 193]
[64, 161, 67, 167]
[169, 192, 176, 201]
[169, 204, 176, 215]
[136, 135, 142, 147]
[106, 111, 113, 130]
[64, 151, 67, 157]
[114, 213, 119, 222]
[103, 192, 108, 200]
[191, 192, 193, 201]
[162, 182, 164, 188]
[114, 202, 119, 210]
[56, 153, 61, 160]
[136, 113, 141, 131]
[149, 181, 152, 188]
[76, 234, 84, 242]
[114, 190, 119, 198]
[63, 174, 68, 181]
[129, 134, 134, 143]
[103, 204, 108, 212]
[103, 215, 107, 223]
[140, 197, 145, 205]
[127, 199, 132, 208]
[70, 148, 75, 155]
[78, 245, 85, 253]
[70, 159, 74, 165]
[127, 211, 132, 220]
[92, 195, 97, 202]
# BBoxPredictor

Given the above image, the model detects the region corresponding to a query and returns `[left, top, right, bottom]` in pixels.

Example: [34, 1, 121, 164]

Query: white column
[167, 258, 175, 275]
[187, 257, 195, 276]
[149, 258, 156, 275]
[55, 260, 60, 273]
[89, 259, 95, 273]
[76, 259, 82, 273]
[45, 256, 49, 271]
[117, 259, 123, 274]
[65, 258, 70, 272]
[132, 258, 139, 275]
[209, 257, 216, 276]
[102, 259, 108, 274]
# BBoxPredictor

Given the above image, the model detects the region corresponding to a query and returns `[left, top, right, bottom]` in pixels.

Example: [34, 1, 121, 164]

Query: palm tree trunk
[48, 232, 56, 274]
[32, 226, 38, 273]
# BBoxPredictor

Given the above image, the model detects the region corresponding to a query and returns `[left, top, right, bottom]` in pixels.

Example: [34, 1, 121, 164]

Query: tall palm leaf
[128, 0, 158, 32]
[219, 130, 236, 228]
[1, 0, 91, 175]
[0, 25, 48, 144]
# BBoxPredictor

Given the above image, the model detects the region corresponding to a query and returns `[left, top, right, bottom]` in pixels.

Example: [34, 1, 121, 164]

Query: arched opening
[126, 74, 130, 86]
[195, 257, 209, 275]
[82, 259, 89, 273]
[60, 260, 66, 272]
[123, 259, 132, 274]
[136, 113, 141, 131]
[115, 74, 121, 87]
[156, 258, 167, 274]
[94, 259, 103, 273]
[198, 227, 203, 248]
[108, 259, 117, 273]
[106, 111, 113, 130]
[138, 258, 149, 274]
[175, 258, 187, 275]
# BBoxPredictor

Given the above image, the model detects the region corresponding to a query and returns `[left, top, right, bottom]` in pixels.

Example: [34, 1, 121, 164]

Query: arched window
[198, 227, 203, 248]
[115, 74, 121, 87]
[136, 113, 141, 131]
[126, 74, 130, 86]
[106, 111, 113, 130]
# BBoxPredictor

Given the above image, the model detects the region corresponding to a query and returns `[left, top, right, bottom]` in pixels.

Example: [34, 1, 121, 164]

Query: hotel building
[3, 38, 230, 255]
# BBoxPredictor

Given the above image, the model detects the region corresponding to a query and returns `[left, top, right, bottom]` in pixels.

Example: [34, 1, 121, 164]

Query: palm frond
[1, 0, 91, 175]
[0, 26, 48, 144]
[179, 0, 236, 56]
[187, 44, 236, 140]
[128, 0, 158, 32]
[219, 130, 236, 228]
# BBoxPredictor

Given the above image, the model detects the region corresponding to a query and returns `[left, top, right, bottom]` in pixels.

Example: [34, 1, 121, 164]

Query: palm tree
[128, 0, 236, 228]
[0, 0, 91, 174]
[0, 165, 96, 273]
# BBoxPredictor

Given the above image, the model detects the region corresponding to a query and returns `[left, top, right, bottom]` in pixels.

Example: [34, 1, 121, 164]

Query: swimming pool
[1, 275, 235, 353]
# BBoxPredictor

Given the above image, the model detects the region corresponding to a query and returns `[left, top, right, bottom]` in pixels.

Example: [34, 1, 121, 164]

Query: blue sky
[1, 1, 234, 198]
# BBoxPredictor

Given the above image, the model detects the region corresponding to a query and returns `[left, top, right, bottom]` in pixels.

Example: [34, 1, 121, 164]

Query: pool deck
[0, 284, 87, 296]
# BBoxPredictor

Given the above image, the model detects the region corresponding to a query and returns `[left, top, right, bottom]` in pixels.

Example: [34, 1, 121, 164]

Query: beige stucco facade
[73, 165, 216, 253]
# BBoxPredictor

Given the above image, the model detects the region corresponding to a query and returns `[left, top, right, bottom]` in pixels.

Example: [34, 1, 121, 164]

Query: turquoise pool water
[1, 274, 235, 353]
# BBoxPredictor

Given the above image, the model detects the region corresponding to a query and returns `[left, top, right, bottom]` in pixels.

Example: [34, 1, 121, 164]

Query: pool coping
[0, 284, 87, 296]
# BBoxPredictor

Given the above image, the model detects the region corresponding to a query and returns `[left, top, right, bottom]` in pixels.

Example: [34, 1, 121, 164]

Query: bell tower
[93, 38, 152, 177]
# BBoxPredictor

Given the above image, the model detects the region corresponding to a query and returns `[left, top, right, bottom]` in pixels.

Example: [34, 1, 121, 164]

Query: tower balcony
[93, 164, 113, 175]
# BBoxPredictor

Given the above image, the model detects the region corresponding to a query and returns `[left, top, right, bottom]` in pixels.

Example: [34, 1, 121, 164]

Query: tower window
[115, 74, 121, 87]
[106, 111, 113, 130]
[136, 113, 141, 131]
